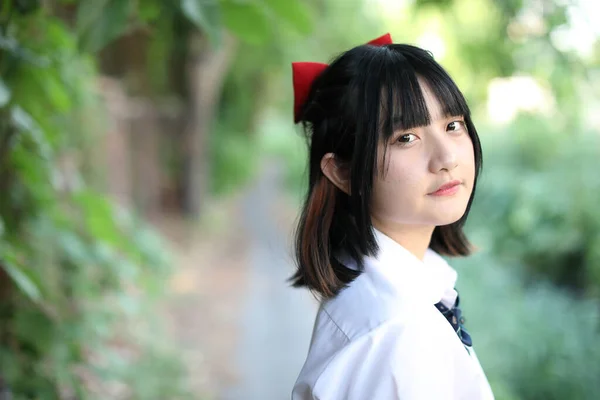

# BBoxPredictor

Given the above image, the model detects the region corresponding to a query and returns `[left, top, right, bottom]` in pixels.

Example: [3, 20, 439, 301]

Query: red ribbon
[291, 33, 393, 123]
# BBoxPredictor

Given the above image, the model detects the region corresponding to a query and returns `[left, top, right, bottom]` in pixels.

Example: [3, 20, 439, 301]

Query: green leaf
[76, 0, 132, 52]
[0, 34, 48, 66]
[13, 307, 53, 351]
[10, 105, 52, 160]
[72, 190, 121, 246]
[222, 1, 270, 45]
[0, 253, 42, 303]
[76, 0, 111, 38]
[0, 77, 11, 107]
[11, 104, 37, 132]
[138, 1, 162, 23]
[43, 73, 72, 113]
[180, 0, 222, 44]
[57, 231, 90, 266]
[414, 0, 453, 8]
[262, 0, 313, 34]
[25, 67, 72, 113]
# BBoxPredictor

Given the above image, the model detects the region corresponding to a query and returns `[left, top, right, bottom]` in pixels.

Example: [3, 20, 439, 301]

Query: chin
[428, 195, 470, 225]
[431, 206, 468, 226]
[436, 215, 464, 227]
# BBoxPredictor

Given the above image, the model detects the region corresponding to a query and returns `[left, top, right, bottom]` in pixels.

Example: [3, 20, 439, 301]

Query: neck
[371, 217, 435, 260]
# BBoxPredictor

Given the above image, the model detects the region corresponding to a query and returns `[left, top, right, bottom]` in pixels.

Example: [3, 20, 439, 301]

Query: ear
[320, 153, 351, 195]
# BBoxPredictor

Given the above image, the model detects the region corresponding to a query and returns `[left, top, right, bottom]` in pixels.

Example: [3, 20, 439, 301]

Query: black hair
[291, 42, 483, 299]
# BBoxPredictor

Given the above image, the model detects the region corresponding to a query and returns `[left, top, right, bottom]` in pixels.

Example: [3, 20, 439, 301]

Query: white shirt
[292, 228, 495, 400]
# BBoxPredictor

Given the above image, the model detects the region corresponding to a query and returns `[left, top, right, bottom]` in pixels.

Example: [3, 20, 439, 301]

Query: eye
[396, 133, 418, 146]
[447, 120, 466, 133]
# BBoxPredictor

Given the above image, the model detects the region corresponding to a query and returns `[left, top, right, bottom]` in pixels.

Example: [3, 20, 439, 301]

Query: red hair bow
[291, 33, 393, 123]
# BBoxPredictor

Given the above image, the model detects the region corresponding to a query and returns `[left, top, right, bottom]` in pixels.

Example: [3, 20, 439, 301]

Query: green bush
[211, 121, 259, 196]
[257, 110, 308, 201]
[0, 6, 191, 399]
[457, 113, 600, 399]
[454, 251, 600, 400]
[469, 114, 600, 297]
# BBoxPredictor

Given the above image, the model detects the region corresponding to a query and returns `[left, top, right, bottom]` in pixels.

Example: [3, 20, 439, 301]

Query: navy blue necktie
[434, 290, 473, 348]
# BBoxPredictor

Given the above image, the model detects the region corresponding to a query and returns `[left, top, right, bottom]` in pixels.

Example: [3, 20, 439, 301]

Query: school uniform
[292, 228, 495, 400]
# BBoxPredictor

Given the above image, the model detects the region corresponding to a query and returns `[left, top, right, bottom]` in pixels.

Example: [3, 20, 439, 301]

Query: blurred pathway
[223, 160, 317, 400]
[161, 160, 317, 400]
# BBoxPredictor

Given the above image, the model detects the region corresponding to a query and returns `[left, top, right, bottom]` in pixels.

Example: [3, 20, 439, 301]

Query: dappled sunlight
[486, 76, 555, 124]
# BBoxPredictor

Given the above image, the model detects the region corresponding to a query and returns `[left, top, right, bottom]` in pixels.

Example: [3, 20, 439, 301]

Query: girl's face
[370, 78, 476, 229]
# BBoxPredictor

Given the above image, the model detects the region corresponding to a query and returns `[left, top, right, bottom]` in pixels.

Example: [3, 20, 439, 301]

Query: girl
[290, 34, 495, 399]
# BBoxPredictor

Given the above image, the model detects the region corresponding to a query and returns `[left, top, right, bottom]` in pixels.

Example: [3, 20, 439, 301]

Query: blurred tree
[175, 0, 314, 215]
[64, 0, 316, 216]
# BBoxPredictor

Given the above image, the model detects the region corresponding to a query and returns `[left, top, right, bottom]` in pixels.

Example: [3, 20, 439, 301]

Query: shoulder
[292, 250, 473, 400]
[321, 251, 448, 340]
[292, 273, 405, 394]
[303, 312, 468, 400]
[321, 266, 408, 340]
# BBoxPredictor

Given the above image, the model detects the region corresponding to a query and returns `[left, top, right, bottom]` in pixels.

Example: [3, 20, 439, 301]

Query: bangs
[377, 45, 471, 141]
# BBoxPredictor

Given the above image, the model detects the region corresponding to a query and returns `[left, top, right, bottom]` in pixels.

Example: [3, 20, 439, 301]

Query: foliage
[131, 0, 316, 197]
[0, 2, 192, 398]
[468, 114, 600, 297]
[457, 114, 600, 398]
[0, 0, 319, 395]
[454, 250, 600, 400]
[178, 0, 313, 46]
[257, 110, 307, 200]
[75, 0, 314, 52]
[211, 120, 259, 195]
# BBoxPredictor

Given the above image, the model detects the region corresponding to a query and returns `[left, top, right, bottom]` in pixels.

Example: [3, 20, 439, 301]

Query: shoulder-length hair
[291, 43, 483, 299]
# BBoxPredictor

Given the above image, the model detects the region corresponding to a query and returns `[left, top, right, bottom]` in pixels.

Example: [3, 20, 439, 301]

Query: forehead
[417, 77, 446, 122]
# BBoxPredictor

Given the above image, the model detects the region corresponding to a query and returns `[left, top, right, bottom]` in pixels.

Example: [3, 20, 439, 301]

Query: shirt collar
[364, 227, 458, 305]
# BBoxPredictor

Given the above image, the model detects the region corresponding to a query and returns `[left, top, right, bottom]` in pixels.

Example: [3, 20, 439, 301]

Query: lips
[429, 179, 461, 195]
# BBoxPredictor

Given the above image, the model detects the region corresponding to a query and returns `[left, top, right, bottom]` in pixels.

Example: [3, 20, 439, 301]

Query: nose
[428, 131, 458, 173]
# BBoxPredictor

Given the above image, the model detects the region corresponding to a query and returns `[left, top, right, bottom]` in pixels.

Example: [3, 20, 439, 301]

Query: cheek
[384, 153, 427, 189]
[459, 139, 476, 181]
[372, 159, 424, 208]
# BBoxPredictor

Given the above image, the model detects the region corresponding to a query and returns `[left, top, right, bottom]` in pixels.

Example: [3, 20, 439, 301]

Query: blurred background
[0, 0, 599, 399]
